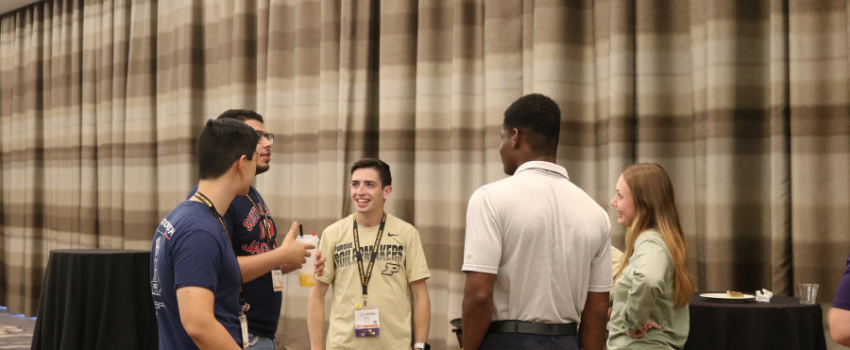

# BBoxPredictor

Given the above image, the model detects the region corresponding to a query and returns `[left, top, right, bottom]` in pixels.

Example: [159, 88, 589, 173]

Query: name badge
[354, 307, 380, 337]
[239, 314, 249, 349]
[272, 268, 284, 292]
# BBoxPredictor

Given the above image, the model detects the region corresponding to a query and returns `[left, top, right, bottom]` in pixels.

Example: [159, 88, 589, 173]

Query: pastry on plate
[726, 290, 744, 298]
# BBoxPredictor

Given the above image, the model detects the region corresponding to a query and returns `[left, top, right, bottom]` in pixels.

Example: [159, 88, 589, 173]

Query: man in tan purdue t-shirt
[308, 158, 431, 350]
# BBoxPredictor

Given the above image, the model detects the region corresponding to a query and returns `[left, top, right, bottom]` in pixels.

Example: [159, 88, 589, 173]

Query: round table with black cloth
[31, 249, 158, 350]
[684, 292, 826, 350]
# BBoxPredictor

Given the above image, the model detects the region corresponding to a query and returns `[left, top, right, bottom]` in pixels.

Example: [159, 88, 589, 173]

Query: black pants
[480, 333, 580, 350]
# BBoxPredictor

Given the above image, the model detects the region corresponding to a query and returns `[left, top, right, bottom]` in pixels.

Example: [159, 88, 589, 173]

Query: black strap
[353, 213, 387, 296]
[193, 191, 248, 313]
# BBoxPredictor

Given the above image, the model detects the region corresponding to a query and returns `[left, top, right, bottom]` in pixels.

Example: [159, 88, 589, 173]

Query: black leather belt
[487, 320, 577, 336]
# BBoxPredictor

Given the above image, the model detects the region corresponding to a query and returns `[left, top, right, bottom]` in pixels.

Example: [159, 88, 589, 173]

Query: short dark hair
[197, 118, 261, 180]
[503, 93, 561, 156]
[217, 109, 265, 124]
[350, 158, 392, 188]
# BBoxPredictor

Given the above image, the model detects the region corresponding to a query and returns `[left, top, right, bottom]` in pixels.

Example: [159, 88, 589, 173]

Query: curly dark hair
[503, 93, 561, 156]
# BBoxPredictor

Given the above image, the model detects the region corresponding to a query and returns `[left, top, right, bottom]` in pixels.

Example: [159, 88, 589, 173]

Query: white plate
[700, 293, 756, 303]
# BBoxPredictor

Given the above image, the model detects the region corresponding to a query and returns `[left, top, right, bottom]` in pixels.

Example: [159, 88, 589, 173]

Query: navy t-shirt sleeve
[833, 255, 850, 310]
[172, 229, 223, 292]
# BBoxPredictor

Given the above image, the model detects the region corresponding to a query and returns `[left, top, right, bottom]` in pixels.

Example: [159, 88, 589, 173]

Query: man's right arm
[579, 291, 609, 350]
[461, 189, 501, 350]
[308, 281, 330, 350]
[176, 286, 242, 350]
[462, 272, 497, 350]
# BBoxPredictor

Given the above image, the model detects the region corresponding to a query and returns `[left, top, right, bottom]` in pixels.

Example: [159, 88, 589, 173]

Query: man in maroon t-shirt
[189, 109, 327, 349]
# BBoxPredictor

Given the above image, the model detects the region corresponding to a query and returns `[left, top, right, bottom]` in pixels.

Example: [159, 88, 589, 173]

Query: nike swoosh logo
[387, 233, 399, 237]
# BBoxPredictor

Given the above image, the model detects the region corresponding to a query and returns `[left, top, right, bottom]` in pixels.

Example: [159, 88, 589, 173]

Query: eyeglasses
[256, 131, 274, 144]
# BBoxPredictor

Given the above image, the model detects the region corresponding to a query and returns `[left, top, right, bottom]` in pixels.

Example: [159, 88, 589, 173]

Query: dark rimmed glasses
[257, 131, 274, 144]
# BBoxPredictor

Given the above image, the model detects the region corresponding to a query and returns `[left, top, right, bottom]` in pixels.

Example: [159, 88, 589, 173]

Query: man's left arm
[177, 286, 243, 350]
[404, 225, 431, 348]
[579, 291, 610, 350]
[410, 279, 431, 346]
[236, 221, 313, 281]
[583, 226, 613, 349]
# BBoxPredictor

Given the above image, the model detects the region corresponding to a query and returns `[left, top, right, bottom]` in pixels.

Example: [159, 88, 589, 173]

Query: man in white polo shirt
[461, 94, 612, 350]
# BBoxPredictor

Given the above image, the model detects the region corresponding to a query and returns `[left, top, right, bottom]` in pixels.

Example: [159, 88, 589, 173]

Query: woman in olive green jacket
[607, 164, 694, 350]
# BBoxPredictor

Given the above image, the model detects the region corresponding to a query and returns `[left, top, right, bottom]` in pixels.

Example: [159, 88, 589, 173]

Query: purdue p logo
[382, 263, 401, 276]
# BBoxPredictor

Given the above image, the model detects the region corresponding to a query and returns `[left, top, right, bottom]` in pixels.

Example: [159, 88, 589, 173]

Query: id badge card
[272, 268, 284, 292]
[239, 314, 249, 349]
[354, 305, 380, 337]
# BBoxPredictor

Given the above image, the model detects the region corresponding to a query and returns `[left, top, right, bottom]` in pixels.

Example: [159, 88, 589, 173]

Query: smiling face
[611, 175, 636, 227]
[244, 119, 272, 175]
[350, 168, 391, 217]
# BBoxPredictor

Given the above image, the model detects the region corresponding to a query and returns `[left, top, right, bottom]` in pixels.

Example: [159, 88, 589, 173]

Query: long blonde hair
[613, 163, 694, 308]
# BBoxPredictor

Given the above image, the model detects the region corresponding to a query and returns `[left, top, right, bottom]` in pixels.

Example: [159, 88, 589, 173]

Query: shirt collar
[514, 161, 570, 180]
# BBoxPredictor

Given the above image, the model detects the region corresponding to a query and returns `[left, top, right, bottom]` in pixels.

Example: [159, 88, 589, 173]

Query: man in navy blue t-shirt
[188, 109, 326, 349]
[151, 199, 244, 349]
[151, 118, 313, 350]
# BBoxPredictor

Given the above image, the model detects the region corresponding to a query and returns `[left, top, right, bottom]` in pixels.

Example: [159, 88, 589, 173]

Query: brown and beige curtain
[2, 0, 849, 349]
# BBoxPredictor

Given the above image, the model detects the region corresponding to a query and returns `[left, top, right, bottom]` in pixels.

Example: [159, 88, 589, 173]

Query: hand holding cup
[279, 221, 314, 269]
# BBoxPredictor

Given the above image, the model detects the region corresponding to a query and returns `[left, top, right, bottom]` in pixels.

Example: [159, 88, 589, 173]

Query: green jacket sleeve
[622, 239, 669, 331]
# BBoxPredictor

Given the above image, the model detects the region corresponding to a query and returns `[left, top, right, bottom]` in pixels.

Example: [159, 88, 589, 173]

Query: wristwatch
[414, 342, 430, 350]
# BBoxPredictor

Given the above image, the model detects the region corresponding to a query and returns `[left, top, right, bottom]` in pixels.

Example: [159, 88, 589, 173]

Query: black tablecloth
[685, 292, 827, 350]
[31, 249, 158, 350]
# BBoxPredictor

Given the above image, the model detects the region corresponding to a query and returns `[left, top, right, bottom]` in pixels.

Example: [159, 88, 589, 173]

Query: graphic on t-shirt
[333, 243, 404, 269]
[242, 240, 272, 255]
[242, 203, 273, 231]
[158, 218, 176, 240]
[240, 203, 277, 255]
[382, 263, 401, 275]
[243, 206, 262, 231]
[151, 237, 165, 312]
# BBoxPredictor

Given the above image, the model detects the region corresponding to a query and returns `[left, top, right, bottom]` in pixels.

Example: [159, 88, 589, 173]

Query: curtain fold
[1, 1, 849, 349]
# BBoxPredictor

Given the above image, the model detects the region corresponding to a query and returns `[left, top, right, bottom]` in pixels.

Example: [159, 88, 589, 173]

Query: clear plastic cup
[796, 283, 819, 304]
[296, 233, 319, 287]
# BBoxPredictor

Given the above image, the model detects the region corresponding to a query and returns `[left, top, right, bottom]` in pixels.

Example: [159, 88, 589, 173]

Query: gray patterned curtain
[1, 1, 848, 349]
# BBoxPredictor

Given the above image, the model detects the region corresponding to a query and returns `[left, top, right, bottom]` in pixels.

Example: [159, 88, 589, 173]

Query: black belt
[487, 320, 577, 336]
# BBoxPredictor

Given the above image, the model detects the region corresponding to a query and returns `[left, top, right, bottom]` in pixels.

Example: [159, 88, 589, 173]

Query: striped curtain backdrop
[1, 0, 849, 349]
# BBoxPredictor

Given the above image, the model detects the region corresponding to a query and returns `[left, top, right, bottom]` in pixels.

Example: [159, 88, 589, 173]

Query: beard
[255, 163, 270, 175]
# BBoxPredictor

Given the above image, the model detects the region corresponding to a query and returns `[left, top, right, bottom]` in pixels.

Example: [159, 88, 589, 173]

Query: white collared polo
[463, 161, 613, 324]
